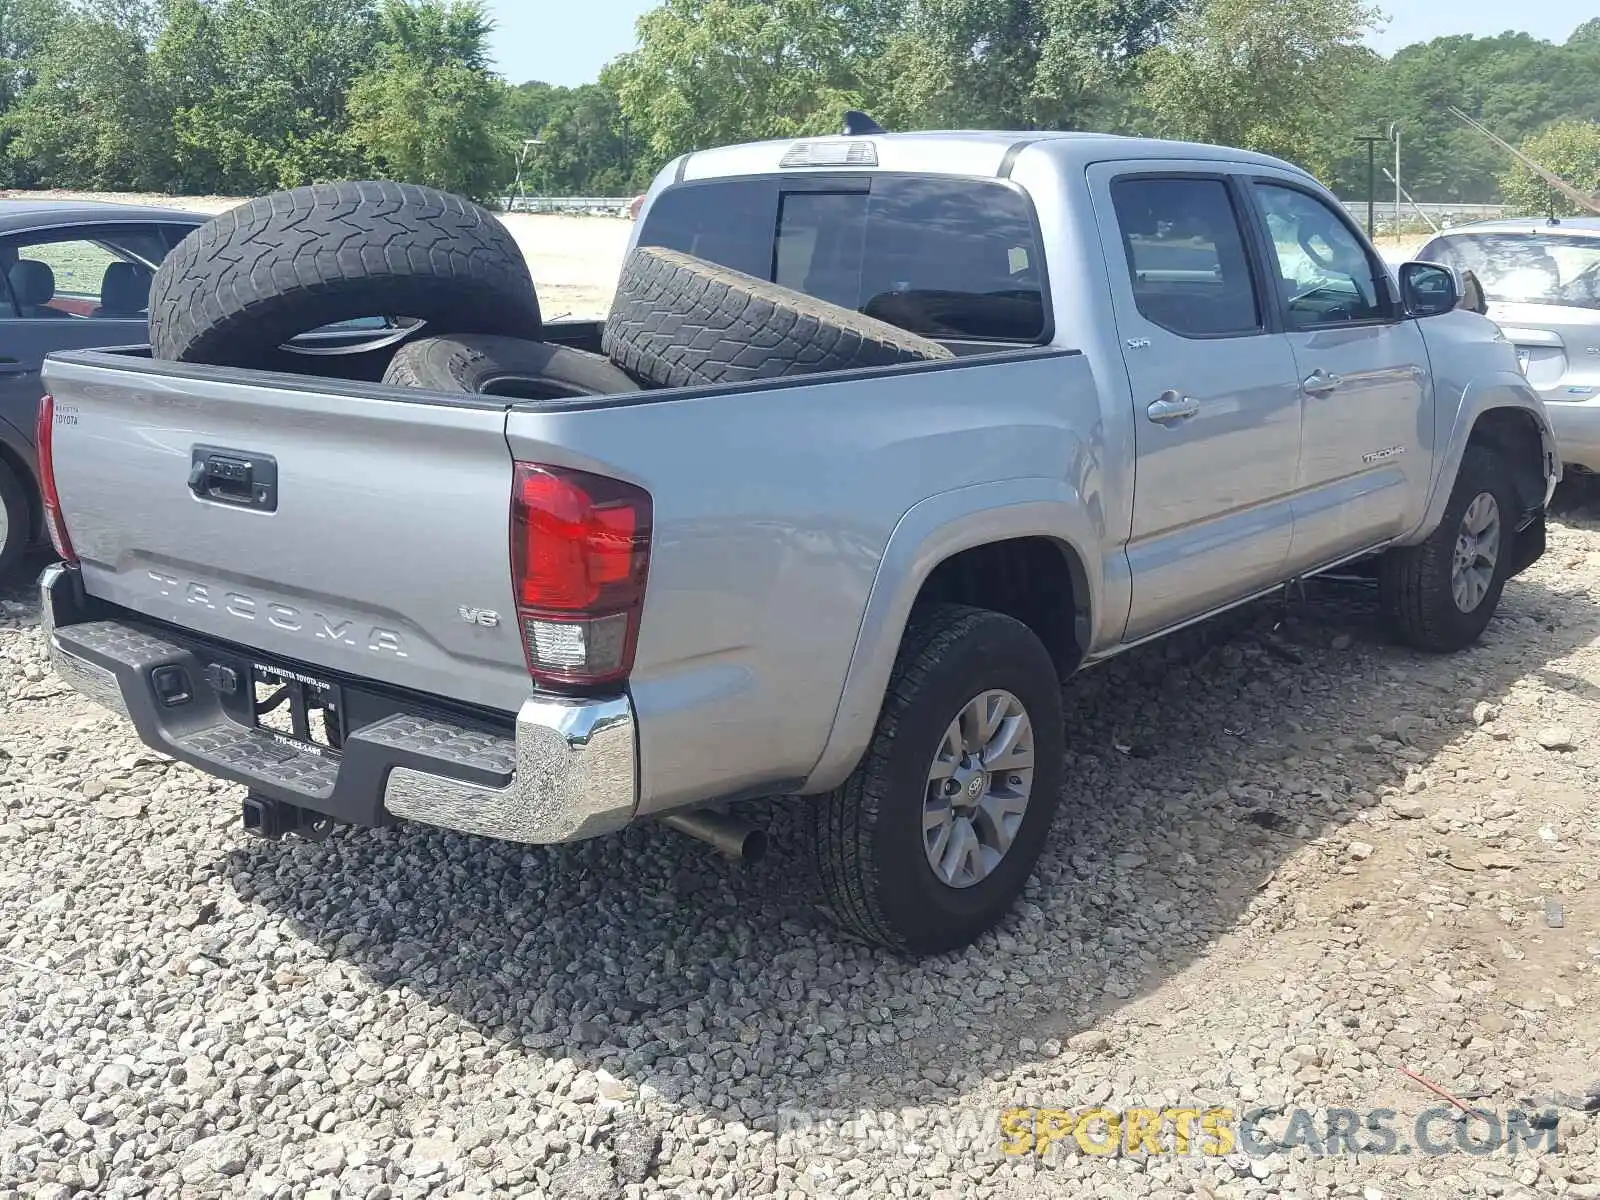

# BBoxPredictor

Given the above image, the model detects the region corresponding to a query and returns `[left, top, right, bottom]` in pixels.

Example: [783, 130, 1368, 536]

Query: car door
[1088, 165, 1302, 643]
[1244, 179, 1433, 570]
[0, 223, 192, 453]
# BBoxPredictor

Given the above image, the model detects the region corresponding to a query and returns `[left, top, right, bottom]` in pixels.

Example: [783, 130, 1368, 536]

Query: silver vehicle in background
[1417, 218, 1600, 472]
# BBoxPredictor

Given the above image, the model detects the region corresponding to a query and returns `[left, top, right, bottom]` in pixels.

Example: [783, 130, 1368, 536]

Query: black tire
[0, 460, 30, 579]
[809, 604, 1064, 955]
[382, 335, 641, 400]
[1380, 444, 1516, 652]
[148, 181, 541, 370]
[601, 245, 952, 390]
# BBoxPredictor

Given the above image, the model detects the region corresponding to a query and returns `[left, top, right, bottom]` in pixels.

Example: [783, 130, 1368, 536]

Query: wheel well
[1468, 408, 1547, 516]
[0, 442, 40, 541]
[911, 537, 1087, 679]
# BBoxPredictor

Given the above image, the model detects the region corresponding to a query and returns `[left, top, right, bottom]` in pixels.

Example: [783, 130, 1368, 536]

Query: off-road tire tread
[809, 604, 1054, 953]
[382, 334, 640, 398]
[602, 245, 952, 390]
[1380, 445, 1511, 653]
[149, 181, 540, 368]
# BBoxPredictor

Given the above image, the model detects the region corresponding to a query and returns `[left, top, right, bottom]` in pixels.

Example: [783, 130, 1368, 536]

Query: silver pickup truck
[38, 131, 1559, 955]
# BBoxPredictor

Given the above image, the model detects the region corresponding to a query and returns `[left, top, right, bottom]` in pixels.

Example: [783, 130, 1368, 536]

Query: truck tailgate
[43, 356, 531, 714]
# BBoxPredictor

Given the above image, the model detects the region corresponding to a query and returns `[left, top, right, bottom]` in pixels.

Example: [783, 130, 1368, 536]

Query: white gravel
[4, 486, 1600, 1198]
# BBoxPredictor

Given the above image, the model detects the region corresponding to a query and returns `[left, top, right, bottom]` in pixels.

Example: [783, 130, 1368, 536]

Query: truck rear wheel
[382, 335, 640, 400]
[148, 181, 541, 370]
[602, 245, 952, 390]
[1380, 444, 1516, 652]
[809, 604, 1064, 955]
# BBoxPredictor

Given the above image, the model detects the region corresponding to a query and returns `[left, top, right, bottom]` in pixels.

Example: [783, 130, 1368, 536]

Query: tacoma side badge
[458, 607, 500, 628]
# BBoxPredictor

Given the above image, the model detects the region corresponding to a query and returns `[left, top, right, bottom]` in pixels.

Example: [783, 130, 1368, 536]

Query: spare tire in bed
[601, 245, 952, 390]
[148, 181, 541, 369]
[383, 334, 641, 400]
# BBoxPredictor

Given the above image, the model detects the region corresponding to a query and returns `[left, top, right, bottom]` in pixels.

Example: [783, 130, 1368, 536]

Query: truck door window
[638, 175, 1049, 343]
[1110, 176, 1261, 338]
[1252, 184, 1386, 327]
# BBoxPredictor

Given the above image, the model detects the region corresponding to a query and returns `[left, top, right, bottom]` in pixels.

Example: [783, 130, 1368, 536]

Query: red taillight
[36, 393, 76, 563]
[510, 463, 651, 688]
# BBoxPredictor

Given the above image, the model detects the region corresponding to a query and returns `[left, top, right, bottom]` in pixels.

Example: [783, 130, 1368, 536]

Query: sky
[483, 0, 1599, 89]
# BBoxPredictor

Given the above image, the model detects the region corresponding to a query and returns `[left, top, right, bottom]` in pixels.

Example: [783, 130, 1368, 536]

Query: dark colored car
[0, 199, 408, 576]
[0, 200, 210, 575]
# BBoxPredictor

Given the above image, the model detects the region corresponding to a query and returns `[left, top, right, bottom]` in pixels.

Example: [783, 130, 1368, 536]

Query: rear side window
[1110, 177, 1261, 338]
[0, 222, 193, 320]
[637, 176, 1048, 343]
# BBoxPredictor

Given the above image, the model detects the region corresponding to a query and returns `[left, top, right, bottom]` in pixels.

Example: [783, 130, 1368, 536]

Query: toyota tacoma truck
[37, 131, 1559, 955]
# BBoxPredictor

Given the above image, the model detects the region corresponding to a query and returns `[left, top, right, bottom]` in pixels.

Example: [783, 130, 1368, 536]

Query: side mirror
[1399, 260, 1461, 318]
[1458, 268, 1489, 315]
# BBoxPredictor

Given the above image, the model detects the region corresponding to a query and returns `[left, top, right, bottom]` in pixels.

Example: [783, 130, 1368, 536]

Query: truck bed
[42, 339, 1095, 814]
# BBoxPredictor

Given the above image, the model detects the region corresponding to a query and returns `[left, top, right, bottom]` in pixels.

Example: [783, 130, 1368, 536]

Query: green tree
[346, 0, 510, 199]
[882, 0, 1185, 130]
[1138, 0, 1379, 179]
[0, 0, 67, 113]
[610, 0, 901, 162]
[1500, 120, 1600, 216]
[153, 0, 376, 192]
[502, 78, 651, 195]
[1331, 33, 1585, 205]
[0, 0, 70, 183]
[4, 5, 173, 189]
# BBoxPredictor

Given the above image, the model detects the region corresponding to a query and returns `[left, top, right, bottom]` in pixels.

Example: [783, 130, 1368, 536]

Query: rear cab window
[635, 175, 1050, 343]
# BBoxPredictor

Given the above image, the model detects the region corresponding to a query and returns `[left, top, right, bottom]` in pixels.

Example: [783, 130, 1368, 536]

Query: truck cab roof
[671, 129, 1318, 186]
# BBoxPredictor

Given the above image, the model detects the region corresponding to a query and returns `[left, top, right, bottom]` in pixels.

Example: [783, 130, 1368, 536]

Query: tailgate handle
[189, 446, 278, 512]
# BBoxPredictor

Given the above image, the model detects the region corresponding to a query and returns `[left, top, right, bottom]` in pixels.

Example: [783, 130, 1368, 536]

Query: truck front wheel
[1380, 444, 1517, 653]
[809, 604, 1064, 955]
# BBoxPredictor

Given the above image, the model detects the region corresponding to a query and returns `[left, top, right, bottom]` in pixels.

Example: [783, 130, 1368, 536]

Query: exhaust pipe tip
[662, 809, 768, 863]
[740, 826, 769, 864]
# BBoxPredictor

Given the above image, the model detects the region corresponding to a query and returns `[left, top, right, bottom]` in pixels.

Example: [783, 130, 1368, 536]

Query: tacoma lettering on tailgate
[146, 571, 408, 658]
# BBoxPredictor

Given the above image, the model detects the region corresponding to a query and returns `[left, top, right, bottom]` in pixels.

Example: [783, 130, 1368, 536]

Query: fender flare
[801, 477, 1102, 794]
[1405, 372, 1559, 544]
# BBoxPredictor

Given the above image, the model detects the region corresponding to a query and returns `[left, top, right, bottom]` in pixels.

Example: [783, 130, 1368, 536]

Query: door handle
[1302, 369, 1344, 396]
[1147, 392, 1200, 424]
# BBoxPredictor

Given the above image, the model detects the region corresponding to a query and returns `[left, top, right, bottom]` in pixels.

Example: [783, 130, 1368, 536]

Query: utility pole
[1389, 123, 1402, 235]
[1355, 135, 1384, 236]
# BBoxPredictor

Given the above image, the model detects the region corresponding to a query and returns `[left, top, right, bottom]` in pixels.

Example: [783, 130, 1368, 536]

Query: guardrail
[500, 195, 634, 215]
[1338, 200, 1512, 233]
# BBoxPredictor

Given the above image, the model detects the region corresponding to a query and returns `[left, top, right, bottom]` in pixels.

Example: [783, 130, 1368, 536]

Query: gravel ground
[3, 485, 1600, 1199]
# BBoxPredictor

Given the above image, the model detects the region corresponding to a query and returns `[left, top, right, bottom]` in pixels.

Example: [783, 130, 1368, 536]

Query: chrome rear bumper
[41, 562, 638, 844]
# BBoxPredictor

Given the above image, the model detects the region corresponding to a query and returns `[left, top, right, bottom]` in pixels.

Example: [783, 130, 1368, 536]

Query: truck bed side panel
[504, 349, 1105, 813]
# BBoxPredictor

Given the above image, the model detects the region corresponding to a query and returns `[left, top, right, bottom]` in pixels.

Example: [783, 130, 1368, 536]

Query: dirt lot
[2, 482, 1599, 1197]
[5, 189, 634, 320]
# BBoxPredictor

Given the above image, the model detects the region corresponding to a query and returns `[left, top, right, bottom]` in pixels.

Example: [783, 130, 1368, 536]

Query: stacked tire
[149, 181, 952, 399]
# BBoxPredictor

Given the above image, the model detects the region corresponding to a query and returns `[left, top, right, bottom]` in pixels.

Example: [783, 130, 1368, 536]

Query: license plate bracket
[251, 661, 345, 756]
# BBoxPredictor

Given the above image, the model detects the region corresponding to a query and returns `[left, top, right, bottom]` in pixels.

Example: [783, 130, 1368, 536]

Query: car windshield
[1418, 231, 1600, 309]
